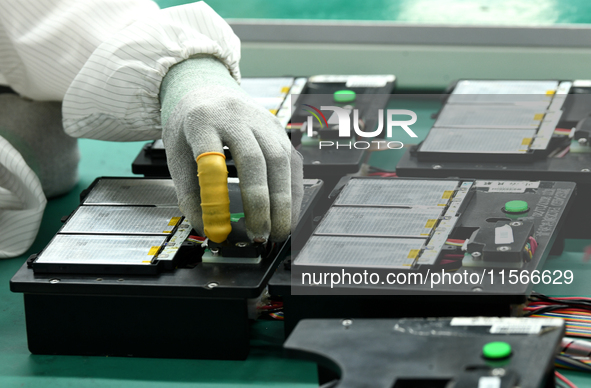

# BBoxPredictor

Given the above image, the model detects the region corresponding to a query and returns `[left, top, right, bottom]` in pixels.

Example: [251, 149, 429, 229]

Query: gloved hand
[160, 55, 303, 243]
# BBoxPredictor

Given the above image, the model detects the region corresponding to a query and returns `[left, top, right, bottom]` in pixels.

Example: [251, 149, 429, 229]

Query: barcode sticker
[475, 181, 540, 193]
[345, 75, 391, 88]
[490, 322, 541, 334]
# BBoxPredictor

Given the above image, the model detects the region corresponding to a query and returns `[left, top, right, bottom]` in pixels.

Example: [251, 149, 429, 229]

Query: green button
[230, 213, 245, 222]
[504, 200, 528, 213]
[334, 90, 356, 103]
[483, 341, 512, 359]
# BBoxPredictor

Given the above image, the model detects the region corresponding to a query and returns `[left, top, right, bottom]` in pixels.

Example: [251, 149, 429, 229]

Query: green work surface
[156, 0, 591, 25]
[2, 121, 591, 386]
[0, 139, 317, 387]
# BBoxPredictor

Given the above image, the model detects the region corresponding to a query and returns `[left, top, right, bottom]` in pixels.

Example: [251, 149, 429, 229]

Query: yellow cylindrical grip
[196, 152, 231, 243]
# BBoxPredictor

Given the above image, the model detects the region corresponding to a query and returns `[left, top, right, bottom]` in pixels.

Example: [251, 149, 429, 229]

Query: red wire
[446, 239, 465, 243]
[556, 371, 578, 388]
[529, 236, 538, 253]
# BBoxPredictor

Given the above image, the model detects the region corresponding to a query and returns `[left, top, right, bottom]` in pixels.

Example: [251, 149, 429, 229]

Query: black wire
[368, 165, 395, 173]
[530, 292, 591, 310]
[523, 304, 571, 317]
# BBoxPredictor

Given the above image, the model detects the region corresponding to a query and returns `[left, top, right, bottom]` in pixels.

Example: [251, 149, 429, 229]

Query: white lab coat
[0, 0, 241, 258]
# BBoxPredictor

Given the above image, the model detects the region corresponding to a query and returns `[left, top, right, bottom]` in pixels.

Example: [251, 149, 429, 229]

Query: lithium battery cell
[240, 77, 294, 113]
[34, 235, 167, 268]
[314, 207, 443, 238]
[448, 80, 558, 105]
[420, 128, 536, 154]
[435, 104, 545, 128]
[60, 206, 183, 235]
[83, 178, 177, 206]
[334, 179, 459, 208]
[294, 236, 426, 269]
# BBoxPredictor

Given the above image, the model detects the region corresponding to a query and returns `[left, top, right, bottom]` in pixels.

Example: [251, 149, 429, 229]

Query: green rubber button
[334, 90, 356, 103]
[230, 213, 245, 222]
[504, 200, 528, 213]
[482, 341, 512, 359]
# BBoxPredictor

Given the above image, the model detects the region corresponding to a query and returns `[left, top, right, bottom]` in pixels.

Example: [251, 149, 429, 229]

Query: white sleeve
[62, 1, 242, 141]
[0, 136, 46, 258]
[0, 0, 241, 141]
[0, 0, 160, 101]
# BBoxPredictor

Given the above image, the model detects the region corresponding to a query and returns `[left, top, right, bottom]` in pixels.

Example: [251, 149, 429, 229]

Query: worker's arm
[0, 0, 302, 249]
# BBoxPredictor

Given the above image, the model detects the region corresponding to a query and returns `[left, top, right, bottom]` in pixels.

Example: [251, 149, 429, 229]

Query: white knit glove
[160, 55, 303, 243]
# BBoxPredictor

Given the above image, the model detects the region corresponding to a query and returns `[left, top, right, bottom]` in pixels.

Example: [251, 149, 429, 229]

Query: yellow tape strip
[407, 249, 420, 259]
[168, 217, 181, 226]
[533, 113, 545, 121]
[148, 246, 160, 256]
[441, 190, 454, 199]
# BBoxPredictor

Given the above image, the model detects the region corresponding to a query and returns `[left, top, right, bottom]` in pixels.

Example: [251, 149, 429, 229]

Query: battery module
[10, 177, 323, 360]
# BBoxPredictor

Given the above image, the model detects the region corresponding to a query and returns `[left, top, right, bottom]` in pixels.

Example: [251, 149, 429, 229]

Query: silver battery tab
[61, 206, 183, 235]
[420, 128, 535, 154]
[83, 179, 177, 206]
[435, 104, 545, 129]
[295, 236, 426, 269]
[448, 80, 558, 105]
[315, 207, 443, 238]
[36, 235, 167, 266]
[335, 179, 459, 208]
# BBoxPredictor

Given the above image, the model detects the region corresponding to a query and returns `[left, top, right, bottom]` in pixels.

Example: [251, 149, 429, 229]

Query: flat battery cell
[450, 80, 558, 99]
[335, 179, 459, 208]
[315, 207, 443, 238]
[420, 128, 536, 154]
[60, 206, 183, 235]
[294, 236, 425, 269]
[83, 179, 177, 206]
[240, 77, 294, 112]
[35, 235, 167, 266]
[435, 104, 545, 128]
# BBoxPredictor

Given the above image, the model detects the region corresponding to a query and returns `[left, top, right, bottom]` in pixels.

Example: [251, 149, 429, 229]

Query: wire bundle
[527, 293, 591, 384]
[257, 300, 284, 320]
[187, 235, 206, 244]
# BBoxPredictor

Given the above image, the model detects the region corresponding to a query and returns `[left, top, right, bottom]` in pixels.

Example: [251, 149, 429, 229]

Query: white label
[478, 377, 501, 388]
[345, 75, 392, 88]
[573, 80, 591, 88]
[490, 322, 541, 334]
[475, 180, 540, 193]
[495, 224, 514, 245]
[451, 317, 562, 327]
